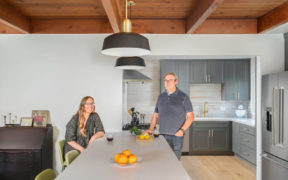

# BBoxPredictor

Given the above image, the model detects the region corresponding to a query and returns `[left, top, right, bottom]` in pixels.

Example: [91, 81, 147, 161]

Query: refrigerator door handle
[279, 88, 284, 145]
[272, 88, 276, 145]
[262, 153, 288, 169]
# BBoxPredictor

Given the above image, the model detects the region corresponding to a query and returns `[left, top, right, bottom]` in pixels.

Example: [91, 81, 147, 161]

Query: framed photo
[20, 117, 33, 127]
[32, 110, 50, 127]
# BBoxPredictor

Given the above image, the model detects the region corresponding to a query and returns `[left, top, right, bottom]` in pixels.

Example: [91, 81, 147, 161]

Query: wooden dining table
[56, 132, 190, 180]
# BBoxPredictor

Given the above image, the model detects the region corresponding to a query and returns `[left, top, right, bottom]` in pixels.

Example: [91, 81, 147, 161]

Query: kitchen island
[56, 132, 190, 180]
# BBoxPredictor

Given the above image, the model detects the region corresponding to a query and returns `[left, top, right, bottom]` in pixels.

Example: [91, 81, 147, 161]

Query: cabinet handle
[209, 129, 211, 137]
[243, 139, 249, 142]
[205, 75, 208, 83]
[238, 92, 240, 100]
[208, 74, 211, 83]
[212, 129, 214, 137]
[234, 92, 237, 100]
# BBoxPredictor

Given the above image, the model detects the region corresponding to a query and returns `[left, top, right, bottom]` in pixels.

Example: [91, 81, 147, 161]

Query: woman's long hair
[77, 96, 95, 137]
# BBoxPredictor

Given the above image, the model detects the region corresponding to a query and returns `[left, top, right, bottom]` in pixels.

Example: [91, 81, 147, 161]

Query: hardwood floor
[181, 156, 256, 180]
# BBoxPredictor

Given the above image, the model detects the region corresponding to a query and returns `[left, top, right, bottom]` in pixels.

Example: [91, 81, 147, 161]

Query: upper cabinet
[190, 60, 223, 84]
[160, 59, 250, 101]
[207, 60, 224, 83]
[190, 61, 207, 83]
[222, 60, 250, 101]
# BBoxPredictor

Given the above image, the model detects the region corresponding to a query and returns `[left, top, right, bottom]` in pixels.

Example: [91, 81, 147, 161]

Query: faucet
[204, 102, 208, 117]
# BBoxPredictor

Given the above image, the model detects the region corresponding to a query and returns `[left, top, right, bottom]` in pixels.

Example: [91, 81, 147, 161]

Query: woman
[64, 96, 105, 154]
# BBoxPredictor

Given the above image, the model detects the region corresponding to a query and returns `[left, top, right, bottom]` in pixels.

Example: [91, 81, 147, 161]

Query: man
[146, 72, 194, 160]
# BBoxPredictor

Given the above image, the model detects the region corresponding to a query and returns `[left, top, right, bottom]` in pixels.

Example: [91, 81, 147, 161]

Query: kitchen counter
[195, 117, 255, 127]
[56, 132, 190, 180]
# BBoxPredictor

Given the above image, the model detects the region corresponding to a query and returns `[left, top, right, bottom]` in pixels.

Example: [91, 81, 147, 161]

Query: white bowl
[235, 110, 247, 118]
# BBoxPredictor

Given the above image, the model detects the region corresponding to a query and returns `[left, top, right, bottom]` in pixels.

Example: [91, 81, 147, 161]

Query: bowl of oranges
[113, 149, 142, 167]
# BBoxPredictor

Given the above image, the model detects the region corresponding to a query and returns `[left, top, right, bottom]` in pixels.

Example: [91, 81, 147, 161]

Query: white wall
[0, 35, 123, 173]
[0, 34, 284, 175]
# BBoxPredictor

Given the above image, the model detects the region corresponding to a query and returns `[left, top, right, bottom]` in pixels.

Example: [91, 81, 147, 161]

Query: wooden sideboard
[0, 125, 53, 180]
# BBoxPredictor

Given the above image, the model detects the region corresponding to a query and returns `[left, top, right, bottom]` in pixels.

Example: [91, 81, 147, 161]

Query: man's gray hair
[164, 72, 178, 80]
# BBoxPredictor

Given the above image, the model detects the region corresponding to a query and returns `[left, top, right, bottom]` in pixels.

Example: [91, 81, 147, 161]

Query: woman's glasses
[84, 102, 95, 106]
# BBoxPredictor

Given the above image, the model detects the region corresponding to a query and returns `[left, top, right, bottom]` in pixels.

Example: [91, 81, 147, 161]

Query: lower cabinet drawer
[239, 124, 255, 135]
[239, 132, 256, 150]
[239, 145, 256, 165]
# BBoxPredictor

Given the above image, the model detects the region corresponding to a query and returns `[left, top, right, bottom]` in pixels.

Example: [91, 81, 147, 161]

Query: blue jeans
[163, 134, 184, 160]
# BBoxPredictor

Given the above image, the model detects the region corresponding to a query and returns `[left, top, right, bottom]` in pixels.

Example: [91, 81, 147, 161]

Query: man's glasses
[164, 79, 176, 83]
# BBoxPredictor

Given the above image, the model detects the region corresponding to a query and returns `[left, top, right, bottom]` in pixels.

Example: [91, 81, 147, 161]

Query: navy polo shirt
[154, 88, 193, 135]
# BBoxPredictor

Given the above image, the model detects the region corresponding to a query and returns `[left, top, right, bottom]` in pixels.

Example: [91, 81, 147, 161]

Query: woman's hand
[88, 131, 104, 146]
[79, 146, 85, 153]
[67, 141, 85, 153]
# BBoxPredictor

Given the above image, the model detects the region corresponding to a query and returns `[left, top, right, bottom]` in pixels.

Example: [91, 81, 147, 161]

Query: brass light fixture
[101, 0, 151, 57]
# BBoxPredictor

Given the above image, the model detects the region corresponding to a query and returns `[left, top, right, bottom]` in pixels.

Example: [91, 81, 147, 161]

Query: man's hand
[143, 129, 153, 134]
[175, 130, 184, 137]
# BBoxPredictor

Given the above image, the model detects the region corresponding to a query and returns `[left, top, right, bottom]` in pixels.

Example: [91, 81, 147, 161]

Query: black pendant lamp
[115, 56, 146, 70]
[101, 0, 150, 57]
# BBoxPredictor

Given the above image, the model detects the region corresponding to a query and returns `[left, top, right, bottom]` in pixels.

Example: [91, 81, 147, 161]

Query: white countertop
[56, 132, 190, 180]
[194, 117, 255, 127]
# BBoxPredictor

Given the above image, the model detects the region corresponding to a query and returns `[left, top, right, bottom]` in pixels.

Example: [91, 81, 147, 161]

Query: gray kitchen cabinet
[190, 121, 233, 155]
[182, 128, 190, 153]
[235, 60, 250, 100]
[206, 60, 223, 83]
[222, 60, 250, 101]
[232, 122, 256, 165]
[211, 126, 231, 151]
[160, 60, 190, 95]
[190, 61, 207, 83]
[232, 122, 240, 154]
[190, 60, 223, 84]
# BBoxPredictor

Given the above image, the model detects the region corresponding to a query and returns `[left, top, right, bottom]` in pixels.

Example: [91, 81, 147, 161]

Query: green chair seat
[58, 139, 80, 170]
[65, 150, 79, 166]
[35, 169, 56, 180]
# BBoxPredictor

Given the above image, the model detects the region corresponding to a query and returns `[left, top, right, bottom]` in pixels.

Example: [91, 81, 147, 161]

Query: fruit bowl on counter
[113, 149, 142, 167]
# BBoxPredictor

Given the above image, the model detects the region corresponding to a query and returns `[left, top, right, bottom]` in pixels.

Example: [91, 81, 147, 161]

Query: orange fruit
[117, 154, 128, 165]
[128, 154, 137, 164]
[114, 153, 121, 163]
[122, 149, 131, 157]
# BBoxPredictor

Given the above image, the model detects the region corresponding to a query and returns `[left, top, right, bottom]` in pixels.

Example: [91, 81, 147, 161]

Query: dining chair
[35, 169, 56, 180]
[57, 139, 79, 170]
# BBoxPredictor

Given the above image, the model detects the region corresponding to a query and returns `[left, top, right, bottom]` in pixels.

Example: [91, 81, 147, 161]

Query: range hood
[123, 70, 152, 82]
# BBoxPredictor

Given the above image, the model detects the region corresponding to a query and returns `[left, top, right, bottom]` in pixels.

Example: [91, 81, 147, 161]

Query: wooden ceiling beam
[186, 0, 224, 34]
[0, 0, 30, 33]
[101, 0, 122, 33]
[30, 18, 257, 34]
[193, 19, 257, 34]
[258, 1, 288, 33]
[31, 18, 113, 34]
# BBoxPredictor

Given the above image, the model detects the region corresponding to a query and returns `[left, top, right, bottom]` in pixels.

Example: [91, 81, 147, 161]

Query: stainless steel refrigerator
[262, 71, 288, 180]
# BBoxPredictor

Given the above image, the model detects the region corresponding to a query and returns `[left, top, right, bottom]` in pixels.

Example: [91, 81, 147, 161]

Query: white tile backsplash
[126, 60, 160, 124]
[190, 84, 250, 118]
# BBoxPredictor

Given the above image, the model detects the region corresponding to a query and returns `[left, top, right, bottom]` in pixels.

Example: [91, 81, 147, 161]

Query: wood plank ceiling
[0, 0, 288, 34]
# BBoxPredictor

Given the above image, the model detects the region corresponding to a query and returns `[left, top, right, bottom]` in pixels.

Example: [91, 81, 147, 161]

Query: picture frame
[20, 117, 33, 127]
[32, 110, 50, 127]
